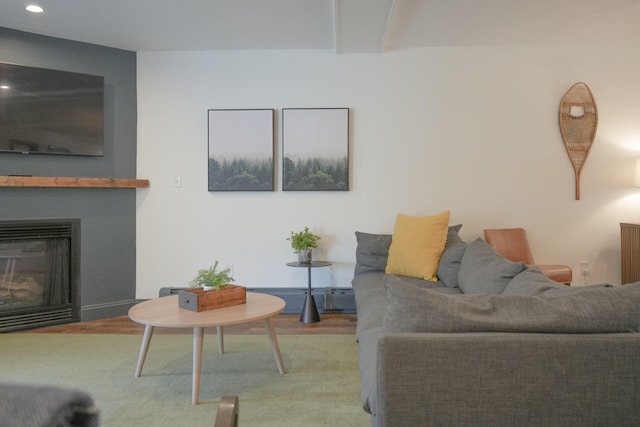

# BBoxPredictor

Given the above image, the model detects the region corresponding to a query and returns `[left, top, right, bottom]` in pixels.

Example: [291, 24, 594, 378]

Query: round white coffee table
[128, 292, 286, 404]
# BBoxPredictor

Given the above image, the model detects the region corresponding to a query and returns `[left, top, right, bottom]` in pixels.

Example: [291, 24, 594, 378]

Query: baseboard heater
[159, 287, 356, 314]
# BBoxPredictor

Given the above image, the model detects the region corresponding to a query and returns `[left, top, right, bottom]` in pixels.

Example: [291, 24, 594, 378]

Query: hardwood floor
[24, 313, 358, 335]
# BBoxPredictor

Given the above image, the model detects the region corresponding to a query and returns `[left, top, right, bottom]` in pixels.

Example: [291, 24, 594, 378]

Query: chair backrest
[483, 228, 535, 265]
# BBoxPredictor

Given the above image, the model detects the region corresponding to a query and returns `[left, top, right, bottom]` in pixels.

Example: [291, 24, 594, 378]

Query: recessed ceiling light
[0, 85, 9, 90]
[26, 5, 44, 13]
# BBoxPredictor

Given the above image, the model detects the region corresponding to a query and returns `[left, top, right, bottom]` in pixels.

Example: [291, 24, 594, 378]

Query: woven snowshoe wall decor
[559, 82, 598, 200]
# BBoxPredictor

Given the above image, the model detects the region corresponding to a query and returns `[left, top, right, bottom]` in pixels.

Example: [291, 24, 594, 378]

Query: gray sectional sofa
[352, 227, 640, 427]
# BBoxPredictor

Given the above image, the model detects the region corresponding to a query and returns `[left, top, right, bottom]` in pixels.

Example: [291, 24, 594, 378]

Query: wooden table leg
[265, 318, 285, 374]
[134, 325, 154, 377]
[192, 327, 204, 405]
[217, 325, 224, 354]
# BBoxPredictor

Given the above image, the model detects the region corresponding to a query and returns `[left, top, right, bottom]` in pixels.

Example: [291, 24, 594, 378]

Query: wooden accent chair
[214, 396, 239, 427]
[483, 228, 572, 285]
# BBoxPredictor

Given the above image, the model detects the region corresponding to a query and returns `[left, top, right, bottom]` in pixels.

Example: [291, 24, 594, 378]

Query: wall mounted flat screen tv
[0, 62, 104, 156]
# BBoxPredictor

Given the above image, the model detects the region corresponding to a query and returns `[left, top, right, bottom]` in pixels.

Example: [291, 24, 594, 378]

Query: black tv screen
[0, 62, 104, 156]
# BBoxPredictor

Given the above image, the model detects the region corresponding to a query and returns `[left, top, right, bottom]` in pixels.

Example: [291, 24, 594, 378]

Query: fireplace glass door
[0, 238, 70, 312]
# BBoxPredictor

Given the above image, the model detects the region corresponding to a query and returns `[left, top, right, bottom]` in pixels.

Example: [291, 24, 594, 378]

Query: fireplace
[0, 219, 80, 332]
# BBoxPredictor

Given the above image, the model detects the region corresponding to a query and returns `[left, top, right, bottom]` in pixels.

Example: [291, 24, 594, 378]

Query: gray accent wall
[0, 28, 138, 320]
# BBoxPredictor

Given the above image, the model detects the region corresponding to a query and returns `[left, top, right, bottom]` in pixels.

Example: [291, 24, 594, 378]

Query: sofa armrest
[214, 395, 239, 427]
[376, 332, 640, 427]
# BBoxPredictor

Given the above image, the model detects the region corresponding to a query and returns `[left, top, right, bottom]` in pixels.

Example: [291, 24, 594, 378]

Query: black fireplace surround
[0, 219, 80, 332]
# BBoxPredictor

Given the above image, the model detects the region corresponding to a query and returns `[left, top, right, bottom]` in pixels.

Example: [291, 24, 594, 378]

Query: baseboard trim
[81, 299, 138, 321]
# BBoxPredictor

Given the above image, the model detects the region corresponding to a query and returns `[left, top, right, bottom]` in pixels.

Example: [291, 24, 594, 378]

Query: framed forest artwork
[282, 108, 349, 191]
[208, 109, 274, 191]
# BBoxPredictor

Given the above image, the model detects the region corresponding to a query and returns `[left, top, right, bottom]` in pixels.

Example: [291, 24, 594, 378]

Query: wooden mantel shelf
[0, 176, 150, 189]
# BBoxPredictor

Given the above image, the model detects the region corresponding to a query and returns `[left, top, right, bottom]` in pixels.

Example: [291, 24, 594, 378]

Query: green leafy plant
[189, 260, 234, 291]
[287, 227, 321, 253]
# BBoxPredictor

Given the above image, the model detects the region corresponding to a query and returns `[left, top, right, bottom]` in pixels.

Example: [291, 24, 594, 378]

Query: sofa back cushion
[501, 266, 568, 295]
[383, 281, 640, 334]
[437, 225, 466, 287]
[503, 266, 615, 296]
[384, 273, 462, 293]
[354, 224, 463, 278]
[458, 238, 526, 294]
[354, 232, 392, 276]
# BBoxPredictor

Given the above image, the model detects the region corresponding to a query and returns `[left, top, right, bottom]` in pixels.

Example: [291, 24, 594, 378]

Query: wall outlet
[580, 261, 591, 285]
[173, 174, 182, 188]
[580, 261, 590, 276]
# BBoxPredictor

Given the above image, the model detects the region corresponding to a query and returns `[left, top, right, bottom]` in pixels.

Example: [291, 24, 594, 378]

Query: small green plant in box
[189, 260, 234, 291]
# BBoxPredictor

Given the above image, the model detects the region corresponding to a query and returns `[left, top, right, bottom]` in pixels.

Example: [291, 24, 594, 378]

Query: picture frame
[282, 108, 349, 191]
[208, 109, 274, 191]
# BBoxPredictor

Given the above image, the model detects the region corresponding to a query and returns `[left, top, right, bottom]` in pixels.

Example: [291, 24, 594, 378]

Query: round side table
[286, 261, 332, 323]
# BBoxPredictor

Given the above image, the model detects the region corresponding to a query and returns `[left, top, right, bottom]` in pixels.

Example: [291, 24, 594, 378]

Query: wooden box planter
[178, 285, 246, 312]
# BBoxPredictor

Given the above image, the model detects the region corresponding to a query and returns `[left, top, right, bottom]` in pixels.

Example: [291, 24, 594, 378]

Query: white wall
[136, 45, 640, 299]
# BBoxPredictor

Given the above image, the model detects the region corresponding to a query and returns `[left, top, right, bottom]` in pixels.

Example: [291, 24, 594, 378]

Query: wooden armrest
[214, 395, 239, 427]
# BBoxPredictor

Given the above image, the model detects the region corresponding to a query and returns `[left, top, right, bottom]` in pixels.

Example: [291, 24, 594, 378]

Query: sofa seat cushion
[458, 238, 526, 294]
[352, 271, 457, 340]
[383, 281, 640, 334]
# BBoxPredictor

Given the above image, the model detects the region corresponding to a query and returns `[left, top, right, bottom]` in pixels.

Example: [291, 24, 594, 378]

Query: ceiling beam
[334, 0, 396, 54]
[379, 0, 398, 53]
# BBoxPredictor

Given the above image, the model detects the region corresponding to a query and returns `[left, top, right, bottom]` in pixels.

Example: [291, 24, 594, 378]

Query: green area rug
[0, 333, 369, 427]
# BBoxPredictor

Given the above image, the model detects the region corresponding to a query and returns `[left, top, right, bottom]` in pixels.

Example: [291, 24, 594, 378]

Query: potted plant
[287, 226, 321, 263]
[189, 260, 234, 291]
[180, 260, 246, 312]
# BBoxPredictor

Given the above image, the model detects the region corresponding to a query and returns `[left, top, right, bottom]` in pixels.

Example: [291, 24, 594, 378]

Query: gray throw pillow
[383, 281, 640, 333]
[458, 238, 526, 294]
[504, 267, 613, 296]
[354, 225, 463, 277]
[437, 225, 466, 287]
[354, 232, 392, 276]
[502, 266, 568, 295]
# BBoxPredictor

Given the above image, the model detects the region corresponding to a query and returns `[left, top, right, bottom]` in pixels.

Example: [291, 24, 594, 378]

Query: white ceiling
[0, 0, 639, 53]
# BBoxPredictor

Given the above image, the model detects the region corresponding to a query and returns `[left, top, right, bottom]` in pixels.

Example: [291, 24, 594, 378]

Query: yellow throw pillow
[385, 210, 451, 281]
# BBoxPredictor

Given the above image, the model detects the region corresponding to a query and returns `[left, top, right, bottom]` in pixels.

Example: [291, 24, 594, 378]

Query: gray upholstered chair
[0, 383, 99, 426]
